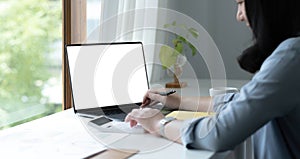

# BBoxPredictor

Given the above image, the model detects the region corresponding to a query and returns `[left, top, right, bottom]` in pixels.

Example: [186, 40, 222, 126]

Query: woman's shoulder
[263, 37, 300, 67]
[274, 37, 300, 54]
[258, 37, 300, 81]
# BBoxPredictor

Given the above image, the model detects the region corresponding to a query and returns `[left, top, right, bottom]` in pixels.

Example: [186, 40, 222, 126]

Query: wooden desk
[0, 109, 215, 159]
[0, 79, 248, 158]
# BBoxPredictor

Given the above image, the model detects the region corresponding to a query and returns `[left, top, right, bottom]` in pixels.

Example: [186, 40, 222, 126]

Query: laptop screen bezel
[64, 42, 150, 114]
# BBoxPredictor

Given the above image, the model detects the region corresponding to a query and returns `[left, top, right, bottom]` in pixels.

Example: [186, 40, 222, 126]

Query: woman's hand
[141, 89, 181, 109]
[125, 108, 164, 136]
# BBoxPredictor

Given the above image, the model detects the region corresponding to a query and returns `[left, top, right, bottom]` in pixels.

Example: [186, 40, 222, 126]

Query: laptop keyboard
[104, 108, 125, 115]
[78, 104, 140, 121]
[81, 108, 127, 121]
[82, 110, 105, 116]
[105, 113, 127, 121]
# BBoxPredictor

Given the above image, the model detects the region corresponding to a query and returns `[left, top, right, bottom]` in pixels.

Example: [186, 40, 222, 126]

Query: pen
[158, 90, 176, 96]
[140, 90, 176, 109]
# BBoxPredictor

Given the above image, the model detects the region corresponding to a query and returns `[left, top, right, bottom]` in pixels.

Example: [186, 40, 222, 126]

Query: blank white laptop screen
[66, 42, 149, 110]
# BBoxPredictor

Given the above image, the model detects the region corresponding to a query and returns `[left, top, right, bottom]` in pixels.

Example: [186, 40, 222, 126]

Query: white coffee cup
[209, 87, 239, 96]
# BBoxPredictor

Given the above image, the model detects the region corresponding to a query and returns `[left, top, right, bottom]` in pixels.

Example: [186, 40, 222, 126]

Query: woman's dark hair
[238, 0, 300, 73]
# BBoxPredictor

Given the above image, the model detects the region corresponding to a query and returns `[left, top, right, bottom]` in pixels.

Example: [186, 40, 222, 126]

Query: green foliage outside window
[0, 0, 62, 129]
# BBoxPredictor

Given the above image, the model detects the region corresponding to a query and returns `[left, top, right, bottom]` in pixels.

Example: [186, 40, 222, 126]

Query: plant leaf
[159, 46, 177, 69]
[172, 39, 178, 46]
[178, 36, 187, 43]
[188, 43, 197, 56]
[175, 42, 183, 54]
[188, 28, 199, 38]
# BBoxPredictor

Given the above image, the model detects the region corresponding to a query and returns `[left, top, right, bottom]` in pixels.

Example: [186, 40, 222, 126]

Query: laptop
[65, 42, 149, 121]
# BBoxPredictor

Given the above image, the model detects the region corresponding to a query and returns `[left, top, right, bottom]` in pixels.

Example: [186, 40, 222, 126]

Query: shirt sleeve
[180, 41, 300, 151]
[212, 93, 237, 112]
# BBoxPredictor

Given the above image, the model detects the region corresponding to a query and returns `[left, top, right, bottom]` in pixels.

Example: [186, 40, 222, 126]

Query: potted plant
[159, 21, 199, 88]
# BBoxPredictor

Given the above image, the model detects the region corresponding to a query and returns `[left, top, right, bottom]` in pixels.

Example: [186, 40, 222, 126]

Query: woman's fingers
[148, 100, 159, 106]
[149, 93, 166, 105]
[130, 120, 137, 127]
[125, 114, 138, 127]
[141, 90, 162, 107]
[141, 97, 151, 108]
[125, 108, 164, 135]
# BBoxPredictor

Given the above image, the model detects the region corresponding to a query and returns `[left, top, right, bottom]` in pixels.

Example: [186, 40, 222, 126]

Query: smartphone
[89, 116, 113, 126]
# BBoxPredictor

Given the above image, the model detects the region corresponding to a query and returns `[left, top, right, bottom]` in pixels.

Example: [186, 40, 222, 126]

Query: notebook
[166, 110, 212, 120]
[65, 42, 149, 121]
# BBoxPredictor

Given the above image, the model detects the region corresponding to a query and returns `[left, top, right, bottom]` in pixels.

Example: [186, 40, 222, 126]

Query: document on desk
[166, 110, 212, 120]
[0, 110, 108, 159]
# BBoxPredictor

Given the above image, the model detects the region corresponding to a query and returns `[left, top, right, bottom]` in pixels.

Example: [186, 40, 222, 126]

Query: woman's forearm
[163, 119, 184, 144]
[178, 96, 212, 112]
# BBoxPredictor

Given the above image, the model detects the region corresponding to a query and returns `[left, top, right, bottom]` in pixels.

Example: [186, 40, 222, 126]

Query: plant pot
[166, 62, 187, 88]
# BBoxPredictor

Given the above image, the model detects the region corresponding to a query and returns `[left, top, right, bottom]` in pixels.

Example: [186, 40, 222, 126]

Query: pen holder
[165, 64, 187, 88]
[165, 73, 187, 88]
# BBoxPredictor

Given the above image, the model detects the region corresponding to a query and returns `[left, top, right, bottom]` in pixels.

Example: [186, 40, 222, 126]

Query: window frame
[62, 0, 87, 110]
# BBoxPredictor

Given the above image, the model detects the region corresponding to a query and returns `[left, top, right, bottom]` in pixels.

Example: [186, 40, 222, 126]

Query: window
[0, 0, 62, 129]
[86, 0, 101, 39]
[63, 0, 100, 109]
[62, 0, 162, 109]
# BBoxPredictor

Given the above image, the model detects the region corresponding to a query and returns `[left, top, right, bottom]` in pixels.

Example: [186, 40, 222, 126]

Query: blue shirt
[181, 37, 300, 159]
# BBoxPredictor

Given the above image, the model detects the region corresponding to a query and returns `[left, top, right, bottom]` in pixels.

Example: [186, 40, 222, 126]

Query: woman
[125, 0, 300, 158]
